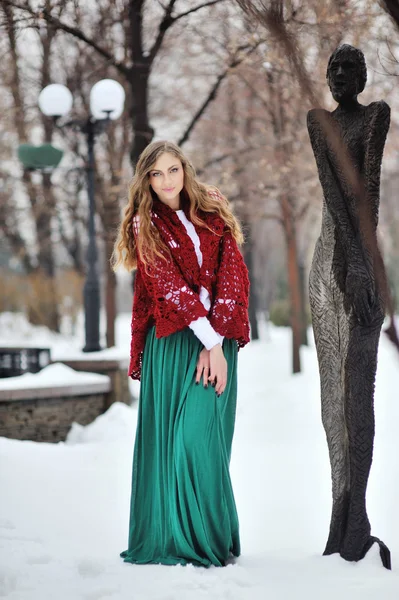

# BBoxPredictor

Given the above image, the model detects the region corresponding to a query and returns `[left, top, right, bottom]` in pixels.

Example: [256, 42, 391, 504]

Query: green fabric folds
[120, 326, 240, 567]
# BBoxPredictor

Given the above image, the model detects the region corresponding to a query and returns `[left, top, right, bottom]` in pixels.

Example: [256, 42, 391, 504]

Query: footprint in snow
[77, 559, 105, 578]
[0, 568, 17, 595]
[26, 554, 52, 565]
[84, 589, 118, 600]
[0, 519, 16, 530]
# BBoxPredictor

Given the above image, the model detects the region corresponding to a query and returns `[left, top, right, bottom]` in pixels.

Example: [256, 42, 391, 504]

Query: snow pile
[0, 363, 109, 390]
[0, 312, 61, 346]
[66, 402, 137, 445]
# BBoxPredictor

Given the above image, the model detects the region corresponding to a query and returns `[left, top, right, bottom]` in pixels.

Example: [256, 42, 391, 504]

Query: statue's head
[326, 44, 367, 103]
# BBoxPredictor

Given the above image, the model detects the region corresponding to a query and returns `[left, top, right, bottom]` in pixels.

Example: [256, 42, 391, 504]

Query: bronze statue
[307, 44, 391, 568]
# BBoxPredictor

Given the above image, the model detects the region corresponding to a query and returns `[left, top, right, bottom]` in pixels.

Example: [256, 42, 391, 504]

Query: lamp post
[38, 80, 125, 352]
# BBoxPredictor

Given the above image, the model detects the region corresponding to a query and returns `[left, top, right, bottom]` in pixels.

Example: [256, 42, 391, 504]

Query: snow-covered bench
[0, 363, 111, 443]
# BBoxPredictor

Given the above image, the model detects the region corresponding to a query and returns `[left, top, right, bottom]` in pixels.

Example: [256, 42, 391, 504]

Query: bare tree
[2, 0, 256, 164]
[1, 2, 62, 330]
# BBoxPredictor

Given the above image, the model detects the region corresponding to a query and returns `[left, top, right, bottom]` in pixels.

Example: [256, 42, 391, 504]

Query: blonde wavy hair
[112, 140, 244, 271]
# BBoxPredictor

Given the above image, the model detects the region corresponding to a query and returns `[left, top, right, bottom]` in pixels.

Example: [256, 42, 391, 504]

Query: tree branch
[261, 212, 282, 222]
[197, 142, 271, 174]
[148, 0, 177, 64]
[178, 41, 263, 147]
[173, 0, 227, 21]
[1, 0, 131, 76]
[235, 0, 320, 107]
[295, 201, 310, 223]
[148, 0, 228, 65]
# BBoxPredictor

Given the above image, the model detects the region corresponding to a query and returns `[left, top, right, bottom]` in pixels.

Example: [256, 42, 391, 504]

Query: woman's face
[149, 152, 184, 210]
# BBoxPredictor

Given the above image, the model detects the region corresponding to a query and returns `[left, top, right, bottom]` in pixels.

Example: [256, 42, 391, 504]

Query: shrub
[0, 268, 84, 333]
[269, 299, 291, 327]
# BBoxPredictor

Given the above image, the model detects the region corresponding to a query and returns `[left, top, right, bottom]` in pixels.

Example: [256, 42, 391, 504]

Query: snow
[0, 311, 128, 362]
[0, 363, 110, 391]
[52, 347, 129, 363]
[66, 402, 136, 445]
[0, 312, 62, 347]
[1, 316, 399, 599]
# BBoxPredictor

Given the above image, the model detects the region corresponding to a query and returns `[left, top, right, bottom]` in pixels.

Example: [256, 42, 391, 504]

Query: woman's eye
[171, 168, 178, 173]
[151, 172, 160, 177]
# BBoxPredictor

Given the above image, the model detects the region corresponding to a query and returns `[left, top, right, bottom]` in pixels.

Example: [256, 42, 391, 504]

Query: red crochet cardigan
[128, 190, 250, 379]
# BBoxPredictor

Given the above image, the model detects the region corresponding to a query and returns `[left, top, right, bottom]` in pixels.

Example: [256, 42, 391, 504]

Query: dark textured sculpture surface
[307, 45, 391, 568]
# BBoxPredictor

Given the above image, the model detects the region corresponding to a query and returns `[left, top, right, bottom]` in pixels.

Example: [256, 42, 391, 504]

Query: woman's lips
[163, 188, 175, 192]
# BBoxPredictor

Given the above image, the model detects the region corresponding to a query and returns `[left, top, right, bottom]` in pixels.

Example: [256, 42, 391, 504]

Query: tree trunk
[225, 46, 259, 341]
[128, 1, 153, 166]
[103, 169, 124, 347]
[129, 67, 153, 165]
[35, 18, 59, 332]
[5, 4, 60, 331]
[105, 256, 117, 348]
[104, 213, 118, 349]
[298, 260, 308, 346]
[281, 193, 301, 374]
[38, 172, 60, 331]
[243, 224, 259, 340]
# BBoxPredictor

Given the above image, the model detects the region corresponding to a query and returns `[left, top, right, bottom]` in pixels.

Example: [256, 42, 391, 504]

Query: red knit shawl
[129, 191, 250, 379]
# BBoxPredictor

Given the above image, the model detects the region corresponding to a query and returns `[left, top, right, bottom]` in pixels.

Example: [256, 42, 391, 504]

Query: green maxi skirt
[120, 326, 240, 567]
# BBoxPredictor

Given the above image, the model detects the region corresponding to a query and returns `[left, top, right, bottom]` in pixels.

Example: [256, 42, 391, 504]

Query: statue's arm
[307, 108, 375, 324]
[307, 108, 359, 252]
[364, 101, 390, 218]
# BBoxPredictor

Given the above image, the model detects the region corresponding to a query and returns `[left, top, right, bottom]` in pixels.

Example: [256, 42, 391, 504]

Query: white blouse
[175, 210, 223, 350]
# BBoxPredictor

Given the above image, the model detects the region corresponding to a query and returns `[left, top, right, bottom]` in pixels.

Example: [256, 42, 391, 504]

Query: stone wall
[0, 392, 108, 443]
[0, 374, 111, 443]
[0, 392, 110, 443]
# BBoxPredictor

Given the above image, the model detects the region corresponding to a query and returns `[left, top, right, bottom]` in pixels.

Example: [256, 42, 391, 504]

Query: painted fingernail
[212, 382, 216, 387]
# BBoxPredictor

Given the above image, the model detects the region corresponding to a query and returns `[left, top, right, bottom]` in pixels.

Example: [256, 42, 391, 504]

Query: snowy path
[1, 325, 399, 599]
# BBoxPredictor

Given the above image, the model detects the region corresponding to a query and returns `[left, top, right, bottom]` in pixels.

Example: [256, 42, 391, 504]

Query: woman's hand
[196, 348, 211, 387]
[195, 344, 228, 395]
[209, 344, 227, 396]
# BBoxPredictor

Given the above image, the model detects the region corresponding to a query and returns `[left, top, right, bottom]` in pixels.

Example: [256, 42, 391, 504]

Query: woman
[113, 141, 250, 567]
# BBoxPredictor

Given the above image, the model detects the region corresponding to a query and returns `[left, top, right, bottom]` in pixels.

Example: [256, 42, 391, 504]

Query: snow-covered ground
[1, 314, 399, 599]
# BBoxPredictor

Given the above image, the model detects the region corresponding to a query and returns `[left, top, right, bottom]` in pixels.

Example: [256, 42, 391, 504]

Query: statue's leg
[309, 255, 350, 556]
[340, 305, 391, 568]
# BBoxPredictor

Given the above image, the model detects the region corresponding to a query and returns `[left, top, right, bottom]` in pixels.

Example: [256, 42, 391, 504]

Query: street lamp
[38, 79, 125, 352]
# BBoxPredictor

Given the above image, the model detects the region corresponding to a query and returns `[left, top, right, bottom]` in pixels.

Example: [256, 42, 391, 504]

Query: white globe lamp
[90, 79, 125, 121]
[38, 84, 73, 118]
